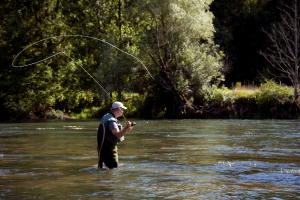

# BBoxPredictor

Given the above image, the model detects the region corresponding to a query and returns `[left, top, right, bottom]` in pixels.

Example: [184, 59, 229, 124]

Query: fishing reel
[131, 122, 136, 126]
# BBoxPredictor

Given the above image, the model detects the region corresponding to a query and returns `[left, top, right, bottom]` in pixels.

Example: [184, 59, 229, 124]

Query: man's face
[117, 108, 124, 116]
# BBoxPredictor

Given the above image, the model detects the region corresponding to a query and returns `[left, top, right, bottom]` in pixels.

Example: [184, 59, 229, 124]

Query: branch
[149, 8, 167, 71]
[148, 52, 163, 70]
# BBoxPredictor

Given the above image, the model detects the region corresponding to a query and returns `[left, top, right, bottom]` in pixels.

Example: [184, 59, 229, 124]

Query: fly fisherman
[97, 102, 133, 169]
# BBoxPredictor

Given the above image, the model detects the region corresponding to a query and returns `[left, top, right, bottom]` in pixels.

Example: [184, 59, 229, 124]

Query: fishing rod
[12, 34, 156, 123]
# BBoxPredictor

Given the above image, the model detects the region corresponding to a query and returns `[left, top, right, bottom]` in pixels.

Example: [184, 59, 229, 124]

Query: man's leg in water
[101, 142, 118, 169]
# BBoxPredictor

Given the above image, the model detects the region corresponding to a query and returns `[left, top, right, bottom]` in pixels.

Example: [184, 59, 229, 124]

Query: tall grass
[231, 85, 260, 98]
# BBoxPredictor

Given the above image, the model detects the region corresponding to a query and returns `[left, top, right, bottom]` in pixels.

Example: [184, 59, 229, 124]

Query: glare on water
[0, 119, 299, 199]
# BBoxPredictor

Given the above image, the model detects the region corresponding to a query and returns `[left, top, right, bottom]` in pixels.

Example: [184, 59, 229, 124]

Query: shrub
[256, 80, 294, 106]
[70, 107, 102, 119]
[255, 80, 294, 118]
[199, 85, 234, 104]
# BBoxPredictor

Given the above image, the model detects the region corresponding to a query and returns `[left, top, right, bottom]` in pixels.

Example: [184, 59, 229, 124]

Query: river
[0, 119, 299, 199]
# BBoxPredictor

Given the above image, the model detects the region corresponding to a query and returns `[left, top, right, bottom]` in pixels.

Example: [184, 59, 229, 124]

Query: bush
[256, 80, 294, 106]
[70, 107, 101, 119]
[198, 85, 234, 104]
[3, 97, 33, 120]
[255, 80, 294, 118]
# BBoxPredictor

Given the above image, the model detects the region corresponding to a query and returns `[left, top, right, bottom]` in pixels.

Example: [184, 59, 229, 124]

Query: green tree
[0, 0, 96, 118]
[132, 0, 225, 117]
[68, 0, 143, 103]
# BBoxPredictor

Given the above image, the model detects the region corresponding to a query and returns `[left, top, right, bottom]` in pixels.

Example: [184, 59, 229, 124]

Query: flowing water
[0, 119, 299, 199]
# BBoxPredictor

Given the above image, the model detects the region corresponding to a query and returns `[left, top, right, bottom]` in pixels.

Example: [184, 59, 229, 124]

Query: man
[97, 101, 133, 169]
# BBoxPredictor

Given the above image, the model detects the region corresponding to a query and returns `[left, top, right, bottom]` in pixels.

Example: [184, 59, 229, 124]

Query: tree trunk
[119, 0, 122, 42]
[294, 0, 299, 102]
[148, 52, 195, 117]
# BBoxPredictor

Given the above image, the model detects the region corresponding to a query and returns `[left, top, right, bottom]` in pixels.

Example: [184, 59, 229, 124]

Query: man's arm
[111, 121, 132, 139]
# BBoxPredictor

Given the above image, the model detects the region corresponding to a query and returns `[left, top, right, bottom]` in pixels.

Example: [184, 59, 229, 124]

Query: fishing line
[12, 34, 158, 122]
[12, 35, 156, 80]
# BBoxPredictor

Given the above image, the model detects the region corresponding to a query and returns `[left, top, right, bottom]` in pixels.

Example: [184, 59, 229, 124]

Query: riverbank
[1, 101, 299, 121]
[193, 82, 299, 119]
[1, 80, 299, 121]
[4, 98, 298, 120]
[193, 98, 299, 119]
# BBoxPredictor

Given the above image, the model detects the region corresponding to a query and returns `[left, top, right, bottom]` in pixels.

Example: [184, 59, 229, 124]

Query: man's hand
[125, 121, 133, 131]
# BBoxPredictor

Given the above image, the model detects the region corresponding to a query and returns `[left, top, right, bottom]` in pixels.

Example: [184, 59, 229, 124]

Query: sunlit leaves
[168, 0, 215, 40]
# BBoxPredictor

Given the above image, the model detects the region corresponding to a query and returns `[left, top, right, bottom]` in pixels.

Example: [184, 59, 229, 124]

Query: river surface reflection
[0, 119, 299, 199]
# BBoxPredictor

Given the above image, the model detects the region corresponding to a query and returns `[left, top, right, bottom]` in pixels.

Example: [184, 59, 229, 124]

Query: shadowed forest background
[0, 0, 299, 120]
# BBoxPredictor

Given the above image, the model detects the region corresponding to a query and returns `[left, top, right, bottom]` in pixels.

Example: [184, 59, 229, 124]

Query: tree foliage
[130, 0, 225, 117]
[0, 0, 293, 120]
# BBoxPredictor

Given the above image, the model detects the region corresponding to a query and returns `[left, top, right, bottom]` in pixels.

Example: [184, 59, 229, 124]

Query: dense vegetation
[0, 0, 299, 120]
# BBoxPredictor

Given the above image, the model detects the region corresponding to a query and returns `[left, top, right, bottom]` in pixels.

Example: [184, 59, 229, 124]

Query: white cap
[111, 101, 127, 109]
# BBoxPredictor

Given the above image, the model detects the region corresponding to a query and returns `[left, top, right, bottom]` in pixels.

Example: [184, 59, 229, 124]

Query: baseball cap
[111, 101, 127, 109]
